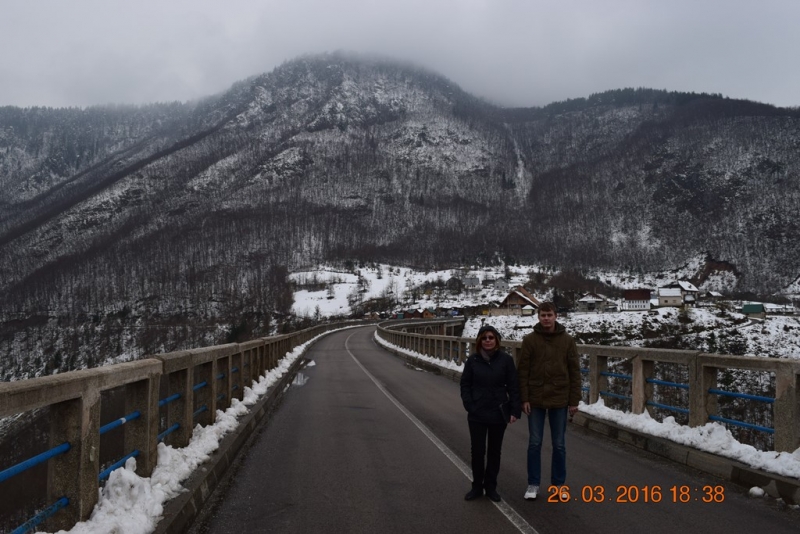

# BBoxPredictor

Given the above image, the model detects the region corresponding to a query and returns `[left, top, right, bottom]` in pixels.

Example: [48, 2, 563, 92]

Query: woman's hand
[509, 415, 517, 424]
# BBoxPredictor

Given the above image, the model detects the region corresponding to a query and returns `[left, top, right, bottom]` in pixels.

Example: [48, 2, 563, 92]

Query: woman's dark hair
[474, 325, 501, 353]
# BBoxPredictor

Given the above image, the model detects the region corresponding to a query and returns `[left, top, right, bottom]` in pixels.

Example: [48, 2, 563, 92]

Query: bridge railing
[376, 321, 800, 453]
[0, 320, 365, 533]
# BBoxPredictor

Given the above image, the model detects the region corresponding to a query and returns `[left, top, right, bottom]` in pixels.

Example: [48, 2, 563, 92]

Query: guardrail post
[124, 375, 159, 476]
[774, 366, 799, 452]
[168, 367, 193, 448]
[589, 354, 608, 404]
[631, 357, 654, 415]
[218, 355, 231, 411]
[232, 350, 243, 402]
[691, 362, 718, 427]
[48, 395, 99, 530]
[196, 361, 215, 426]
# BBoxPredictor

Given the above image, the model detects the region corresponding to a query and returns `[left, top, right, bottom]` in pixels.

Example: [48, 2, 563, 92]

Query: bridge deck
[188, 326, 799, 534]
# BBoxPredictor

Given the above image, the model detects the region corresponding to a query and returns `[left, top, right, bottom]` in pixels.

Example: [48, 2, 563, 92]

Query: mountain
[0, 51, 798, 377]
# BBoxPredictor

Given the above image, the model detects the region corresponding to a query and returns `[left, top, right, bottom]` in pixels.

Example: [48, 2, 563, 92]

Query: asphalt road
[191, 326, 799, 534]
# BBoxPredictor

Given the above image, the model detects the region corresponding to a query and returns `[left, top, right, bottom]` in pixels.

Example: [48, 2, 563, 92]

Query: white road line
[346, 332, 539, 534]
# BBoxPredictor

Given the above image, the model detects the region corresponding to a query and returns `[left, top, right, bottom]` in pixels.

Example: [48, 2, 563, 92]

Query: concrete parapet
[376, 321, 800, 453]
[1, 321, 363, 532]
[572, 412, 800, 505]
[0, 359, 163, 417]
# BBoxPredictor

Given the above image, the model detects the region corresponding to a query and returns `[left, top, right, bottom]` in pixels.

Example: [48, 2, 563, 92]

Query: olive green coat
[517, 322, 581, 408]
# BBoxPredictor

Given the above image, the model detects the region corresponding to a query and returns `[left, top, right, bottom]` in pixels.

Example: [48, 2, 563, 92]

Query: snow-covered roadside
[373, 334, 800, 486]
[37, 330, 341, 534]
[373, 331, 464, 373]
[580, 400, 800, 482]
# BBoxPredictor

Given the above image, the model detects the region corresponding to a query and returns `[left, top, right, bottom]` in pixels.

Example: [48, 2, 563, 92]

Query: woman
[460, 324, 521, 502]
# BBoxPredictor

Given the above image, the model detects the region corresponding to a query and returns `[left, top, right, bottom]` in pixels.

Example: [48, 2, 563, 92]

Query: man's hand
[509, 415, 517, 424]
[522, 402, 531, 415]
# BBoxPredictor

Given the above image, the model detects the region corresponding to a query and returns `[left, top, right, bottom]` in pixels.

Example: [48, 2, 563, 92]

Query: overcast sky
[1, 0, 798, 109]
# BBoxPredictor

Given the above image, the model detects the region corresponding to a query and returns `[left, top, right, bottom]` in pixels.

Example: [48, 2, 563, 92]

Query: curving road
[190, 326, 799, 533]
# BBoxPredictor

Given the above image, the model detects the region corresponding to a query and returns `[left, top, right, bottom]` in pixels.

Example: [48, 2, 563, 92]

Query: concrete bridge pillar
[631, 357, 654, 416]
[167, 366, 193, 448]
[124, 375, 160, 476]
[195, 361, 215, 426]
[690, 362, 718, 428]
[589, 354, 608, 405]
[48, 395, 100, 531]
[774, 366, 799, 453]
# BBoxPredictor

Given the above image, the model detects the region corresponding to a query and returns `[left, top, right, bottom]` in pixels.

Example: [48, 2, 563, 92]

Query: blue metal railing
[99, 450, 140, 481]
[193, 405, 208, 418]
[647, 378, 689, 390]
[599, 391, 631, 402]
[709, 415, 774, 434]
[708, 388, 774, 404]
[99, 411, 141, 435]
[158, 423, 181, 442]
[646, 378, 690, 414]
[158, 393, 182, 407]
[0, 442, 71, 483]
[193, 381, 208, 391]
[646, 400, 690, 415]
[707, 387, 774, 434]
[598, 369, 632, 403]
[601, 371, 632, 380]
[11, 497, 69, 534]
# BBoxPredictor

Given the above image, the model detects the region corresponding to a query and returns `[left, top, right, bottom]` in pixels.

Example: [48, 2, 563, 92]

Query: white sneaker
[524, 485, 539, 500]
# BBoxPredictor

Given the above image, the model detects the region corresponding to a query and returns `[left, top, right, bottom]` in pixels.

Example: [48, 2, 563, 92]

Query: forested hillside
[1, 52, 798, 378]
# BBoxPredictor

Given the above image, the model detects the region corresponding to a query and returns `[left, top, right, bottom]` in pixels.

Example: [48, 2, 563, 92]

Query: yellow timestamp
[547, 485, 726, 503]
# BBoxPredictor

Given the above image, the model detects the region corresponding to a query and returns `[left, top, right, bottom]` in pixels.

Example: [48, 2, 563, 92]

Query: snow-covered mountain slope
[1, 52, 799, 378]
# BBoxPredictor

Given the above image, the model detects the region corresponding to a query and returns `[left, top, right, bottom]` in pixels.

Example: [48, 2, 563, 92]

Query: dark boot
[485, 487, 501, 502]
[464, 487, 484, 501]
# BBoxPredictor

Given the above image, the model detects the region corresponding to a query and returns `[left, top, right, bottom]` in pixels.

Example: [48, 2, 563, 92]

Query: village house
[658, 288, 683, 307]
[490, 286, 541, 316]
[493, 278, 510, 292]
[699, 290, 724, 306]
[576, 292, 613, 313]
[741, 303, 767, 319]
[463, 276, 481, 291]
[622, 289, 651, 311]
[661, 280, 700, 306]
[764, 303, 797, 315]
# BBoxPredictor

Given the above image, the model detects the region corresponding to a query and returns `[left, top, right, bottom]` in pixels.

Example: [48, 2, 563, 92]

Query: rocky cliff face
[0, 52, 798, 377]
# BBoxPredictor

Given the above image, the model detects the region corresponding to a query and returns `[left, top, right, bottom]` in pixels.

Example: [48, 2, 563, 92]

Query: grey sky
[1, 0, 798, 109]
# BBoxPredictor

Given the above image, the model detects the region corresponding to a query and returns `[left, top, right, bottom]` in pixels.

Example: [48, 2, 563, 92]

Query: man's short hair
[538, 301, 556, 315]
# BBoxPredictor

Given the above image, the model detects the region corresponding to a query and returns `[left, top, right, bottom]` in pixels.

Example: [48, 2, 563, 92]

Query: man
[517, 301, 581, 500]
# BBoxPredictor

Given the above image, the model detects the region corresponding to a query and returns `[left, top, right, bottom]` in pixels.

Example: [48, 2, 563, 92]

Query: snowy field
[463, 308, 800, 359]
[291, 263, 800, 359]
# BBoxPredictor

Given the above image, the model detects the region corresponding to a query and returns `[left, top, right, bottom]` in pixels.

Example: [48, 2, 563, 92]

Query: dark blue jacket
[460, 350, 522, 424]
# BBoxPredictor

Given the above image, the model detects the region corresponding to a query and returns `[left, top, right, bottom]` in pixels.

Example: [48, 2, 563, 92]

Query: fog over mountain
[1, 52, 798, 378]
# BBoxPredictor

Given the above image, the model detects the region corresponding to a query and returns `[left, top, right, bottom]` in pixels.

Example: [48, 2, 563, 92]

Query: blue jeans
[526, 407, 568, 486]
